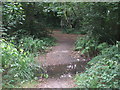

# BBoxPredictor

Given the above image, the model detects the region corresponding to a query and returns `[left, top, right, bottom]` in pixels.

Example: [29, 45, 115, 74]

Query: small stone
[83, 59, 86, 61]
[68, 74, 72, 78]
[77, 59, 80, 61]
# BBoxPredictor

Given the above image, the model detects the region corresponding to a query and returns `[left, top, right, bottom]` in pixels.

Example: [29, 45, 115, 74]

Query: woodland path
[35, 30, 88, 88]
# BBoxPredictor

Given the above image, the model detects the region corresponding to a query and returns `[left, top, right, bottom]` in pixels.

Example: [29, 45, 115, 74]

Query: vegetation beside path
[75, 38, 120, 88]
[1, 2, 120, 88]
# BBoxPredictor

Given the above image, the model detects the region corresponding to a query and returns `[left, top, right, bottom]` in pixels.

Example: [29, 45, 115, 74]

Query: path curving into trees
[35, 30, 88, 88]
[38, 30, 79, 66]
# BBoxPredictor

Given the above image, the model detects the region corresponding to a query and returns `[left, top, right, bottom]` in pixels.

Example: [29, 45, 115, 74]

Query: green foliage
[1, 32, 55, 88]
[2, 2, 54, 39]
[75, 36, 96, 51]
[2, 3, 25, 34]
[0, 39, 43, 88]
[51, 2, 120, 42]
[75, 42, 120, 88]
[73, 3, 120, 87]
[97, 42, 109, 52]
[3, 2, 120, 42]
[2, 2, 120, 88]
[21, 2, 58, 38]
[79, 3, 120, 43]
[2, 3, 57, 88]
[18, 37, 46, 53]
[3, 2, 119, 42]
[41, 37, 56, 47]
[75, 36, 109, 57]
[18, 36, 56, 54]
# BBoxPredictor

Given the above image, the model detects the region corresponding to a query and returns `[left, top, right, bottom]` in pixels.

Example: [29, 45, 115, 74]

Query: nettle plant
[18, 37, 47, 53]
[75, 35, 109, 57]
[75, 41, 120, 88]
[18, 36, 56, 54]
[1, 39, 42, 88]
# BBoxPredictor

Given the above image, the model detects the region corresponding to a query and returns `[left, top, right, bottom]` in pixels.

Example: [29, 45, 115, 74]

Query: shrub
[75, 42, 120, 88]
[75, 36, 109, 57]
[18, 36, 56, 54]
[0, 39, 42, 88]
[41, 36, 56, 47]
[18, 37, 46, 53]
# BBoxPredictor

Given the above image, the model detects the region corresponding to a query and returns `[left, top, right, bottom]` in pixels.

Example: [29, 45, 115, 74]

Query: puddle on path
[34, 31, 88, 88]
[35, 60, 88, 88]
[42, 60, 88, 77]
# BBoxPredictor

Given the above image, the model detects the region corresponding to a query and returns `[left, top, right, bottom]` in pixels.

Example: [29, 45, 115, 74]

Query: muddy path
[38, 31, 86, 66]
[35, 30, 88, 88]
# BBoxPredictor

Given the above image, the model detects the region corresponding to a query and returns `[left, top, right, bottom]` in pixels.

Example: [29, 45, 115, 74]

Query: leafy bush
[2, 2, 25, 36]
[41, 37, 56, 47]
[75, 36, 109, 57]
[18, 36, 56, 54]
[0, 39, 42, 88]
[18, 37, 46, 53]
[75, 42, 120, 88]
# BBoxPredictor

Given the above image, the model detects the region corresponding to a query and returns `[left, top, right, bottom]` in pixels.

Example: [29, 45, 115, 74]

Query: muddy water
[35, 31, 89, 88]
[44, 60, 88, 77]
[38, 31, 88, 78]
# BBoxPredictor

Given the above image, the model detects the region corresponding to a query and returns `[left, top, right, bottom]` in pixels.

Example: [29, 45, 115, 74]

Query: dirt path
[35, 74, 76, 88]
[35, 30, 87, 88]
[38, 31, 79, 66]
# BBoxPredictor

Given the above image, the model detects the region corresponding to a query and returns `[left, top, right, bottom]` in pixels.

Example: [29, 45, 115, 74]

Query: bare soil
[35, 30, 87, 88]
[35, 74, 77, 88]
[38, 30, 83, 66]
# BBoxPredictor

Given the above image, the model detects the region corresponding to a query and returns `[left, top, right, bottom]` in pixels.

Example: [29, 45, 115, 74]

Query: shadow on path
[36, 30, 88, 88]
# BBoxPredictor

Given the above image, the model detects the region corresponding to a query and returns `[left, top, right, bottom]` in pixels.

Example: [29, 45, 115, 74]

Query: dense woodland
[0, 2, 120, 88]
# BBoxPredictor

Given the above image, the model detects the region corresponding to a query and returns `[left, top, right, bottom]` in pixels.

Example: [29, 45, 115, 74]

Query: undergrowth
[1, 39, 41, 88]
[18, 36, 56, 55]
[1, 35, 56, 88]
[75, 36, 120, 88]
[75, 36, 109, 57]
